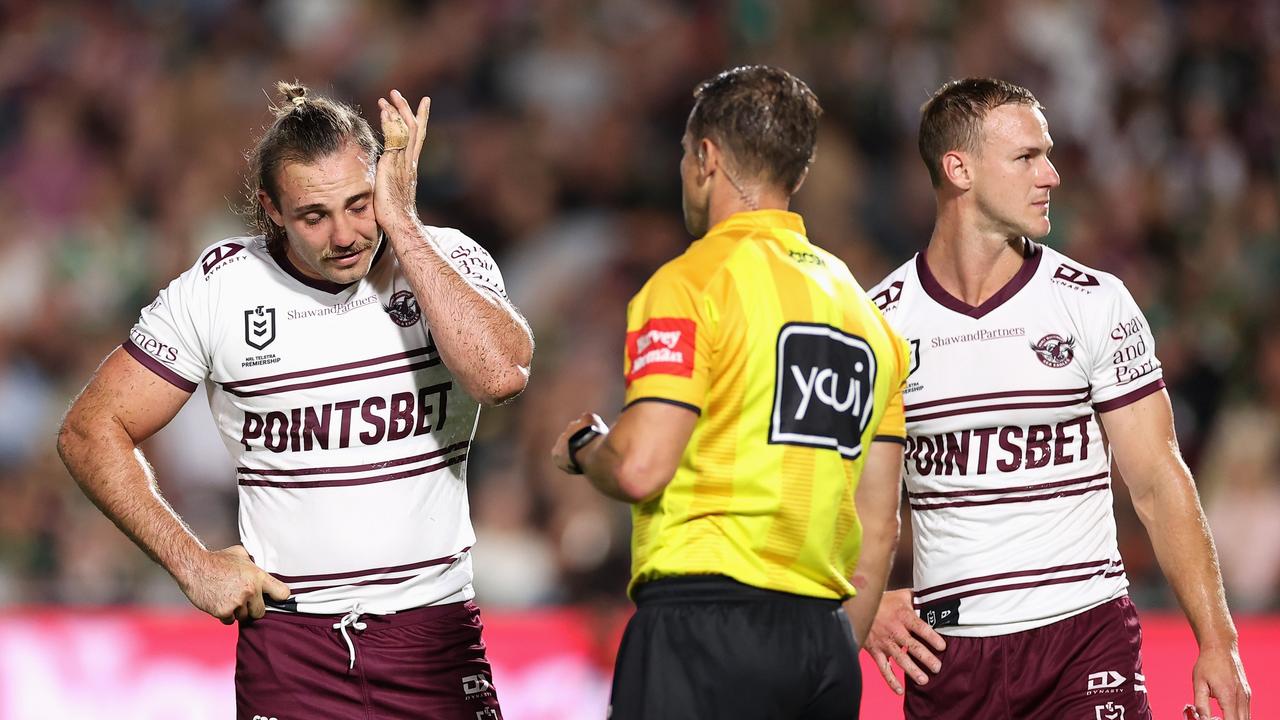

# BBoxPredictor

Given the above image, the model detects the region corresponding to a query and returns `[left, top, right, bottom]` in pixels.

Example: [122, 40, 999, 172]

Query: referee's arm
[843, 439, 905, 646]
[552, 400, 698, 503]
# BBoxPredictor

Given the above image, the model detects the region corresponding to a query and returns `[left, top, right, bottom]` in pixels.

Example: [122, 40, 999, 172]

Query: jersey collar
[704, 209, 806, 239]
[916, 239, 1043, 318]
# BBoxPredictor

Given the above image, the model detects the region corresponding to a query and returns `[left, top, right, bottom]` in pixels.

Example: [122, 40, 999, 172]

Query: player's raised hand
[1189, 644, 1250, 720]
[177, 544, 291, 625]
[374, 89, 431, 233]
[863, 588, 946, 695]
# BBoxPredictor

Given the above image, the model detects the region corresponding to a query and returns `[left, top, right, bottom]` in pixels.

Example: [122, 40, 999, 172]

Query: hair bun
[276, 81, 309, 110]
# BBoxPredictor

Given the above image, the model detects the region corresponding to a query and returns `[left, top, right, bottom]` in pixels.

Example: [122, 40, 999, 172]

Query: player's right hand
[178, 545, 292, 625]
[863, 588, 946, 695]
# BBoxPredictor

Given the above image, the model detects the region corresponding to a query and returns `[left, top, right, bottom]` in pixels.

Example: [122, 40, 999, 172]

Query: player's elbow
[614, 456, 671, 504]
[55, 404, 93, 470]
[476, 364, 530, 406]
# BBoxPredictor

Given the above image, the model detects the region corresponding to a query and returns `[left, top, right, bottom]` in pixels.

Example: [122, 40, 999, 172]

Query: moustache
[322, 243, 374, 261]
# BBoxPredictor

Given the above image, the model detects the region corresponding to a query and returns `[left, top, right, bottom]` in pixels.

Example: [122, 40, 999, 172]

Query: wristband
[566, 425, 602, 474]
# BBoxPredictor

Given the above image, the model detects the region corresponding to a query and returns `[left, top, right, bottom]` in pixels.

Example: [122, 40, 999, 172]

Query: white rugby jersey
[869, 241, 1164, 636]
[125, 229, 507, 615]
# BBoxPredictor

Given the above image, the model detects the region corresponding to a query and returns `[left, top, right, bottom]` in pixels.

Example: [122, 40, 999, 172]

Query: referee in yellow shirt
[552, 65, 909, 720]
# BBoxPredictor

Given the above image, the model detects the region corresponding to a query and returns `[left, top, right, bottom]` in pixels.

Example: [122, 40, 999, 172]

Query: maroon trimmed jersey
[870, 242, 1163, 636]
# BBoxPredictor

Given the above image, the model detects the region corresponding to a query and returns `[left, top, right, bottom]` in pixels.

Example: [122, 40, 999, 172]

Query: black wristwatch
[566, 424, 603, 474]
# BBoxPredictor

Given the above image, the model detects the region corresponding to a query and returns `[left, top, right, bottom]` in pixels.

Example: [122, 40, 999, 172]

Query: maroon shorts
[905, 596, 1151, 720]
[235, 599, 502, 720]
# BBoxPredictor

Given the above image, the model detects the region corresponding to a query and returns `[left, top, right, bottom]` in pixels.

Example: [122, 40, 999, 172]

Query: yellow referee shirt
[623, 209, 909, 600]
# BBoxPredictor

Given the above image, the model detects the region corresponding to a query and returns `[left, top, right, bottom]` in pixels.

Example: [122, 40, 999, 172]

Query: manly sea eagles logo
[384, 290, 422, 327]
[244, 306, 276, 350]
[1032, 333, 1075, 368]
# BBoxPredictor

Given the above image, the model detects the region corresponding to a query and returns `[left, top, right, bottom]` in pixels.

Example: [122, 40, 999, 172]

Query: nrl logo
[1031, 333, 1075, 368]
[384, 290, 422, 327]
[244, 305, 276, 350]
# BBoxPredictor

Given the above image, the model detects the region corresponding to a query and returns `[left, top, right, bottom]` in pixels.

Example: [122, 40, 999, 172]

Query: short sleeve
[123, 266, 210, 392]
[872, 317, 909, 442]
[1089, 282, 1165, 412]
[431, 227, 508, 299]
[622, 267, 711, 414]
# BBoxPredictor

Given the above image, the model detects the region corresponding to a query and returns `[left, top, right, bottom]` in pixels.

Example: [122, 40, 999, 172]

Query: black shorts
[609, 575, 860, 720]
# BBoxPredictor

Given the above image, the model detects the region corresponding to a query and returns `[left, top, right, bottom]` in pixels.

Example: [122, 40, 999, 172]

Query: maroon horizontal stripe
[122, 340, 199, 392]
[239, 453, 466, 488]
[1104, 570, 1125, 578]
[906, 396, 1090, 423]
[909, 482, 1108, 510]
[1094, 378, 1165, 413]
[917, 559, 1115, 597]
[227, 357, 441, 398]
[914, 568, 1114, 608]
[908, 471, 1109, 500]
[238, 441, 470, 477]
[271, 547, 470, 583]
[222, 345, 434, 390]
[905, 386, 1091, 412]
[288, 574, 416, 596]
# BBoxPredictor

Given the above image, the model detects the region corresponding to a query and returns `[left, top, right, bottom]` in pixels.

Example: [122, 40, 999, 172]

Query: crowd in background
[1, 0, 1278, 614]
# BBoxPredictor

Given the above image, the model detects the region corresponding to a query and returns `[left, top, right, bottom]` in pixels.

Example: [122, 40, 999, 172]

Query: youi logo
[770, 323, 877, 459]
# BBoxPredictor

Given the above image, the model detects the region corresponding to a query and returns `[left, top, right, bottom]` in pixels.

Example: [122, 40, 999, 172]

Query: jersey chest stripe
[914, 566, 1121, 608]
[904, 385, 1091, 412]
[271, 546, 470, 583]
[907, 470, 1108, 500]
[227, 356, 442, 398]
[222, 345, 435, 389]
[238, 441, 470, 476]
[906, 395, 1090, 423]
[917, 558, 1120, 597]
[238, 451, 466, 488]
[909, 480, 1108, 511]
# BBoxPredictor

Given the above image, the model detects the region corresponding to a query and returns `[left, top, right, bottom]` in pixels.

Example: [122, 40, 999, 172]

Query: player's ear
[697, 138, 718, 179]
[257, 189, 285, 226]
[941, 150, 972, 191]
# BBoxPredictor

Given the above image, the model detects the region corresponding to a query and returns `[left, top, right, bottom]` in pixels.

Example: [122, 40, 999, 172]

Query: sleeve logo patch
[1052, 263, 1099, 288]
[201, 242, 245, 275]
[626, 318, 696, 385]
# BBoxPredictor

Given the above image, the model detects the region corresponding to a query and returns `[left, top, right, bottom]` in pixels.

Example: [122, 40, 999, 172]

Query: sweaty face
[680, 132, 710, 238]
[969, 104, 1061, 240]
[263, 143, 379, 285]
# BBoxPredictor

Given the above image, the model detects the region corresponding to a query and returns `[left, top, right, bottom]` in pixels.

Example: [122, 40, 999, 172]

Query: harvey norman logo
[770, 322, 876, 460]
[626, 318, 696, 384]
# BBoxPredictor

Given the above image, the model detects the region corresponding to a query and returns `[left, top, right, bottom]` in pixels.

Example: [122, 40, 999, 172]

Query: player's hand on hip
[551, 412, 605, 474]
[178, 544, 292, 625]
[1189, 643, 1250, 720]
[374, 89, 430, 233]
[863, 588, 946, 695]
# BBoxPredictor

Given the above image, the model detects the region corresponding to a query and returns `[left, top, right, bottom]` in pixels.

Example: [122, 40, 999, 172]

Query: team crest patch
[244, 306, 276, 350]
[626, 318, 696, 385]
[1032, 334, 1075, 368]
[384, 290, 421, 327]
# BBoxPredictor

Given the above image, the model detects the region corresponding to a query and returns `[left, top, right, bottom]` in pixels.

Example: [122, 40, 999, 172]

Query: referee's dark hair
[687, 65, 822, 195]
[919, 77, 1041, 188]
[243, 81, 381, 257]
